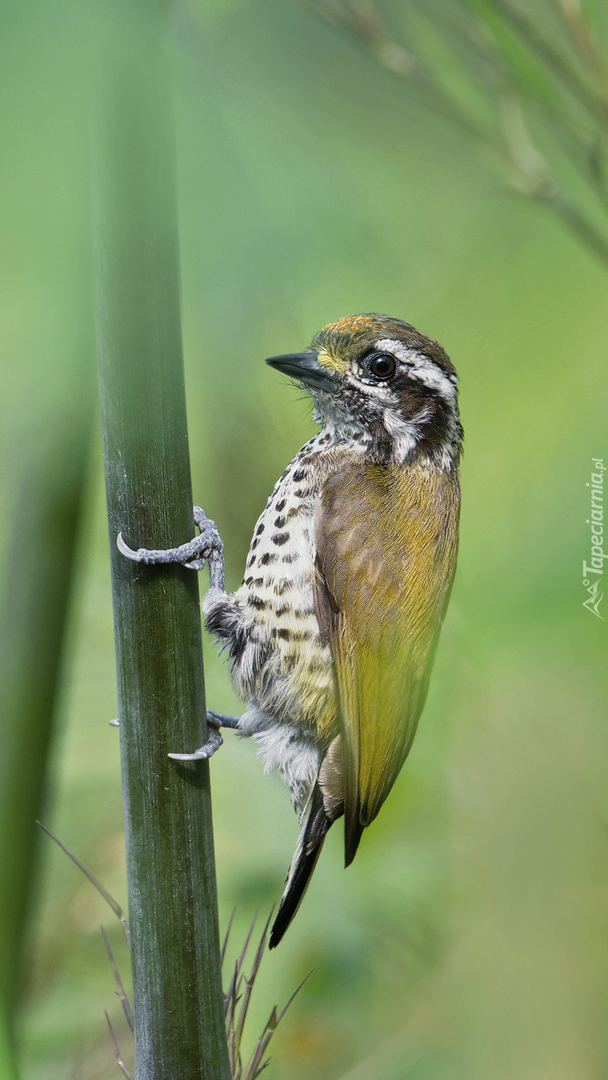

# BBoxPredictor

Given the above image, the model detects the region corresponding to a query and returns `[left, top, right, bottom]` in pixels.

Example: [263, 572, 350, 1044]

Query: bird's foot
[110, 710, 240, 761]
[167, 711, 241, 761]
[117, 507, 225, 589]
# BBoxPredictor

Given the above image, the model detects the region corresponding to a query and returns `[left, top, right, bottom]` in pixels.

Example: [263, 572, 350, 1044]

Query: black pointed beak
[265, 351, 337, 394]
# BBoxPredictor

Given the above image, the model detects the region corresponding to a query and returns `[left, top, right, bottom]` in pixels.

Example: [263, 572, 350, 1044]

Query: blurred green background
[1, 0, 608, 1078]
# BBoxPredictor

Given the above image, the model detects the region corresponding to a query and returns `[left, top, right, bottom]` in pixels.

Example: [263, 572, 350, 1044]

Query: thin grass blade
[221, 906, 236, 966]
[235, 912, 258, 976]
[101, 926, 134, 1033]
[276, 969, 313, 1025]
[241, 1008, 278, 1080]
[241, 969, 312, 1080]
[233, 907, 274, 1062]
[104, 1011, 133, 1080]
[225, 961, 240, 1034]
[225, 911, 257, 1020]
[37, 821, 130, 945]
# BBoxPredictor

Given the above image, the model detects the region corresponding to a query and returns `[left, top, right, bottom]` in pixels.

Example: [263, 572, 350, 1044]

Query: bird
[118, 313, 462, 948]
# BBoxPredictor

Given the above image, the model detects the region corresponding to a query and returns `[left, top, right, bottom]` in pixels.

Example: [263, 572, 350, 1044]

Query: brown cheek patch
[396, 380, 435, 415]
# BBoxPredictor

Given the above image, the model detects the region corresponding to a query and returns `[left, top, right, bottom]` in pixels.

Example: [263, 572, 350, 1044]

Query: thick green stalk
[94, 2, 231, 1078]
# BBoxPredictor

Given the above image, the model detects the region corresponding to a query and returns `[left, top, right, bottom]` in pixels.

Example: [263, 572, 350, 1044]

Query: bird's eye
[368, 354, 396, 379]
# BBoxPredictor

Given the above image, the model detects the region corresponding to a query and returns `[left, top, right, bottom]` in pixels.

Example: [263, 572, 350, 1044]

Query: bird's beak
[265, 351, 337, 394]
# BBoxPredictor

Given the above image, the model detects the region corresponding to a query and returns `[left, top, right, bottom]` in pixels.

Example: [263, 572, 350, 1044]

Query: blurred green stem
[94, 1, 230, 1077]
[0, 376, 92, 1074]
[0, 1010, 18, 1080]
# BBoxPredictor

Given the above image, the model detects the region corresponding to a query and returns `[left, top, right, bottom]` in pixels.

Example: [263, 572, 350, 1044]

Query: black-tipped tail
[344, 813, 364, 868]
[269, 786, 333, 949]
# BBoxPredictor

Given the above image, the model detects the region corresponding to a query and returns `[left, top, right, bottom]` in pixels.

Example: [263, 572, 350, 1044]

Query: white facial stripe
[383, 406, 432, 464]
[374, 338, 458, 402]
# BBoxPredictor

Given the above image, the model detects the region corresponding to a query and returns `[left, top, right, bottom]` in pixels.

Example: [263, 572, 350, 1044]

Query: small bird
[119, 313, 462, 947]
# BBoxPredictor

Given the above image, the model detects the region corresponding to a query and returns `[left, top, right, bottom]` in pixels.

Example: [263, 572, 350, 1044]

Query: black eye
[369, 353, 396, 379]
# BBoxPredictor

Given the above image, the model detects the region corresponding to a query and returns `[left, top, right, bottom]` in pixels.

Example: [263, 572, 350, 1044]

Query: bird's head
[266, 314, 462, 468]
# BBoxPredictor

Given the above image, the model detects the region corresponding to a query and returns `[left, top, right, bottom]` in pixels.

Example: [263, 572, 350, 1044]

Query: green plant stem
[0, 1009, 18, 1080]
[94, 1, 230, 1077]
[0, 387, 92, 1073]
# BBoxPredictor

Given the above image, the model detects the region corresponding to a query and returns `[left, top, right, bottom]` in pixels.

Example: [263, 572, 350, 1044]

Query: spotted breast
[203, 426, 367, 815]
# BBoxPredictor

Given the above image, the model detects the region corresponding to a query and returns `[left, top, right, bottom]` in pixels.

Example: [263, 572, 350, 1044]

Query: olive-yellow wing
[313, 461, 460, 865]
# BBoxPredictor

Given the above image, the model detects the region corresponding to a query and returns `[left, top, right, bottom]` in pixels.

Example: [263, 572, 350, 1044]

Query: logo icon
[582, 577, 604, 620]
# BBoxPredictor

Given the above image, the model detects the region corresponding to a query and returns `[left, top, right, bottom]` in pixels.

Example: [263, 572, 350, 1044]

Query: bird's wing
[313, 461, 460, 865]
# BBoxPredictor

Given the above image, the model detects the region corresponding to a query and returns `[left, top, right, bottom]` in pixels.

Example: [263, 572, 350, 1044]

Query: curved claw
[116, 508, 224, 588]
[116, 532, 147, 562]
[168, 727, 223, 761]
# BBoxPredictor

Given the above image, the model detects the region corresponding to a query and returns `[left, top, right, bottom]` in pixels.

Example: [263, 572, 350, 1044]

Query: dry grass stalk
[38, 821, 310, 1080]
[308, 0, 608, 268]
[101, 927, 134, 1034]
[104, 1012, 133, 1080]
[221, 911, 312, 1080]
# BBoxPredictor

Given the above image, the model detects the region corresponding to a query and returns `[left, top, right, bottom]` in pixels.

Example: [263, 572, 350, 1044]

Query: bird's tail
[269, 784, 333, 949]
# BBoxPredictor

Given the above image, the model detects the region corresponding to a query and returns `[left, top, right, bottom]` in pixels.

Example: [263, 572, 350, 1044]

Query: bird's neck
[316, 406, 461, 472]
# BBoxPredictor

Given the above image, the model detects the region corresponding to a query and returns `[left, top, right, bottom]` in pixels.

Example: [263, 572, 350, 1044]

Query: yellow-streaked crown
[312, 313, 456, 378]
